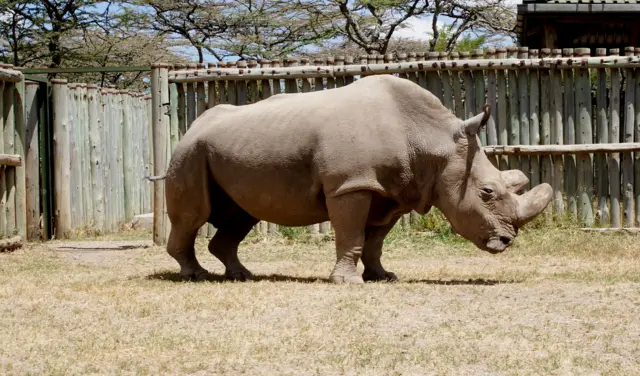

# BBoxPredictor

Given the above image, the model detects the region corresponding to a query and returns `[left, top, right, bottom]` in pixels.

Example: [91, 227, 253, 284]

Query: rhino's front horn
[516, 183, 553, 226]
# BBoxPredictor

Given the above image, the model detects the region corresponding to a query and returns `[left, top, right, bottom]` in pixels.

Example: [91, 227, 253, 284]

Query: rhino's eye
[481, 188, 493, 195]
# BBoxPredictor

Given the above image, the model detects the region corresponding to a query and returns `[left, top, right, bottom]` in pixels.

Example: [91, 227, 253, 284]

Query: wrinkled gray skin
[163, 74, 553, 284]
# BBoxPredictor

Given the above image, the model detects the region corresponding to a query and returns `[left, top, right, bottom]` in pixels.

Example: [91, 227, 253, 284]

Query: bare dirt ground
[1, 227, 639, 376]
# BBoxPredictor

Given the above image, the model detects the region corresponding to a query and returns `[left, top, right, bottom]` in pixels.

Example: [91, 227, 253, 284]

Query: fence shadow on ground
[144, 271, 518, 286]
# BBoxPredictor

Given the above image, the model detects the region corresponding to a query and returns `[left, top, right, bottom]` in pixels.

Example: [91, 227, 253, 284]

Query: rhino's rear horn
[461, 104, 491, 136]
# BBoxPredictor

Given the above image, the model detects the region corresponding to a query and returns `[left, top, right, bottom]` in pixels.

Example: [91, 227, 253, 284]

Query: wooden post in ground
[151, 63, 170, 245]
[540, 48, 553, 218]
[576, 47, 594, 227]
[595, 48, 610, 225]
[25, 81, 40, 240]
[507, 47, 521, 171]
[87, 84, 105, 231]
[551, 49, 564, 215]
[440, 52, 454, 114]
[529, 49, 541, 189]
[14, 78, 26, 238]
[3, 80, 16, 236]
[52, 79, 71, 238]
[610, 49, 622, 228]
[496, 48, 509, 171]
[517, 47, 530, 182]
[622, 47, 635, 227]
[485, 48, 498, 167]
[635, 47, 640, 227]
[563, 48, 578, 218]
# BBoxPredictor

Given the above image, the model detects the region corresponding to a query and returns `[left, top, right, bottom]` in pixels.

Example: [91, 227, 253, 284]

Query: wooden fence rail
[0, 65, 26, 251]
[150, 45, 640, 245]
[49, 79, 152, 238]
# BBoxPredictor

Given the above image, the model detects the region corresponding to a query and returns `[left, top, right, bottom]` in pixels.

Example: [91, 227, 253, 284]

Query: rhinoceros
[160, 74, 552, 284]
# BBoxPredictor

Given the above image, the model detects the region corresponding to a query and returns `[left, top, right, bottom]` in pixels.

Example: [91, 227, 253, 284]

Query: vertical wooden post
[3, 79, 16, 235]
[440, 52, 454, 113]
[271, 59, 282, 95]
[169, 81, 180, 153]
[87, 84, 104, 231]
[0, 80, 5, 236]
[595, 48, 610, 225]
[344, 56, 354, 86]
[326, 57, 335, 90]
[397, 53, 408, 82]
[116, 90, 126, 227]
[635, 47, 640, 226]
[101, 88, 111, 231]
[425, 52, 442, 101]
[207, 63, 218, 109]
[576, 47, 594, 227]
[609, 49, 622, 228]
[496, 48, 509, 171]
[52, 79, 71, 238]
[84, 85, 95, 227]
[551, 48, 564, 214]
[540, 48, 553, 212]
[235, 60, 248, 105]
[517, 47, 530, 180]
[485, 48, 498, 151]
[507, 47, 520, 171]
[14, 78, 26, 238]
[151, 63, 170, 245]
[25, 81, 40, 240]
[563, 48, 578, 217]
[335, 56, 345, 88]
[473, 48, 488, 146]
[529, 49, 541, 188]
[122, 91, 135, 222]
[284, 58, 298, 94]
[145, 95, 153, 214]
[622, 47, 635, 227]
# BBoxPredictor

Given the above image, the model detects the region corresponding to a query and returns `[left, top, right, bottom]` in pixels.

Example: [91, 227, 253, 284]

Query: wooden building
[516, 0, 640, 51]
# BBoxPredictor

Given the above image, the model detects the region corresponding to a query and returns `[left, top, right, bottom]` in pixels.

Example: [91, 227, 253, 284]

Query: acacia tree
[138, 0, 232, 62]
[323, 0, 515, 55]
[138, 0, 338, 62]
[0, 0, 111, 69]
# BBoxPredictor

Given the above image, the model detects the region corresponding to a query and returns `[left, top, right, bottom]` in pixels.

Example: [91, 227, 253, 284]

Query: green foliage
[430, 24, 487, 54]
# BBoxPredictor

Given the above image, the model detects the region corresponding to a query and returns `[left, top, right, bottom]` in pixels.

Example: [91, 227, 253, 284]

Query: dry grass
[1, 225, 640, 376]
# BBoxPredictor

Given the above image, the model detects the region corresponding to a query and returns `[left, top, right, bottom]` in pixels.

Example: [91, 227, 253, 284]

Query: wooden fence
[49, 79, 153, 238]
[150, 46, 640, 245]
[0, 65, 26, 251]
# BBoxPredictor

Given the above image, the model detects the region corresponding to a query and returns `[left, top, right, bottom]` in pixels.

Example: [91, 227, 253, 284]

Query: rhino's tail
[143, 174, 166, 182]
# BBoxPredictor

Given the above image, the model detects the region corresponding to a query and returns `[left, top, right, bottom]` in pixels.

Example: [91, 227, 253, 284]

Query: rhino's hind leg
[362, 217, 400, 282]
[326, 191, 373, 284]
[167, 226, 209, 281]
[208, 207, 259, 282]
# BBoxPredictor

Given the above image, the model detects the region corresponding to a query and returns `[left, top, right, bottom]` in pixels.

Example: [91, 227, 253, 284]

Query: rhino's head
[433, 105, 553, 254]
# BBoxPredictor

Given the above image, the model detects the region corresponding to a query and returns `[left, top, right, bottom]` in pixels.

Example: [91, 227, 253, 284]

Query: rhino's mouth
[484, 236, 513, 254]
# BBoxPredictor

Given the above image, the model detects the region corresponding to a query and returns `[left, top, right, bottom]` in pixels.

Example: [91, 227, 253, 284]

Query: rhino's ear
[461, 104, 491, 136]
[501, 170, 529, 193]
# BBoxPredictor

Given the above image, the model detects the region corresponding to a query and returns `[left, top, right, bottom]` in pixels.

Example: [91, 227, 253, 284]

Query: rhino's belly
[209, 159, 329, 226]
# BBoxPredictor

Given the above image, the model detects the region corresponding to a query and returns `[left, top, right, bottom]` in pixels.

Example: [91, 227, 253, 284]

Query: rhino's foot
[180, 268, 210, 282]
[225, 267, 253, 282]
[330, 273, 365, 284]
[362, 269, 398, 282]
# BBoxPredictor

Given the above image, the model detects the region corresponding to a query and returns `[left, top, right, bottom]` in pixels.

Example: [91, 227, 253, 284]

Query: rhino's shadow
[144, 272, 516, 286]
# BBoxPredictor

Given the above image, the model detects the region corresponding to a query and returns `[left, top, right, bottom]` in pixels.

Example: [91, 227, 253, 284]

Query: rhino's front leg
[326, 190, 371, 284]
[362, 216, 400, 282]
